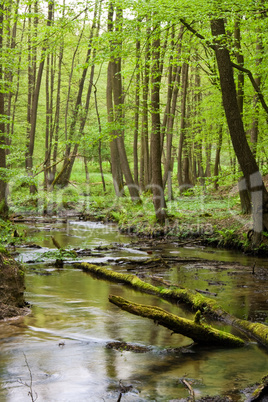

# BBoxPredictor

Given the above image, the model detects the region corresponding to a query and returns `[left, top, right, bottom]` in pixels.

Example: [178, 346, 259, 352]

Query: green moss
[109, 295, 244, 347]
[74, 262, 268, 348]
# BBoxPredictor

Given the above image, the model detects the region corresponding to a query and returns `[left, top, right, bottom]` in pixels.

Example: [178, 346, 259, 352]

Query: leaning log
[109, 295, 244, 347]
[74, 262, 268, 348]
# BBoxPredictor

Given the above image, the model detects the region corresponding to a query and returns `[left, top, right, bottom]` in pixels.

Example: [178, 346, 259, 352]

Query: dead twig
[182, 378, 195, 401]
[18, 353, 38, 402]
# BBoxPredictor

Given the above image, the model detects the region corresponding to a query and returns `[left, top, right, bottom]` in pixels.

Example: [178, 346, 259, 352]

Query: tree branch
[179, 19, 268, 117]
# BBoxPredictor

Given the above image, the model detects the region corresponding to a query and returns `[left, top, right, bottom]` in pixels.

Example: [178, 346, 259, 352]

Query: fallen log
[108, 295, 244, 347]
[74, 262, 268, 348]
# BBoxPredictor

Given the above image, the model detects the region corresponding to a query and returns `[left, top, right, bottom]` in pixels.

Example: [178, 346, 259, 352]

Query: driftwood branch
[74, 262, 268, 348]
[109, 295, 244, 347]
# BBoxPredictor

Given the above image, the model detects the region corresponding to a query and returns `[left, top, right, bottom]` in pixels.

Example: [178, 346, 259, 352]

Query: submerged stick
[108, 294, 244, 347]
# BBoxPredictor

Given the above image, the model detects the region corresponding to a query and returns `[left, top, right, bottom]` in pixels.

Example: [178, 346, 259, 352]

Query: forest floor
[7, 176, 268, 256]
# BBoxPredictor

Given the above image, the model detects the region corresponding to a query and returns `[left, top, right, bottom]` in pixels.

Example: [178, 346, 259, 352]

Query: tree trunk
[75, 262, 268, 349]
[177, 62, 189, 189]
[107, 60, 123, 197]
[151, 26, 166, 223]
[108, 5, 140, 202]
[93, 84, 106, 193]
[163, 25, 184, 188]
[25, 0, 39, 195]
[133, 27, 140, 186]
[5, 0, 20, 154]
[238, 177, 252, 214]
[234, 16, 244, 116]
[52, 9, 64, 182]
[109, 295, 244, 347]
[139, 23, 150, 191]
[210, 18, 268, 244]
[250, 25, 263, 157]
[213, 124, 223, 190]
[0, 4, 8, 217]
[55, 4, 98, 187]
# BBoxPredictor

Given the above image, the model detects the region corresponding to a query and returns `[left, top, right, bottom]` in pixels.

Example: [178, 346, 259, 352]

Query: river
[0, 219, 268, 401]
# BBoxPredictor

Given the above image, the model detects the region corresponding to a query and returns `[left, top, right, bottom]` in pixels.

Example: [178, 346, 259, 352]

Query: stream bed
[1, 219, 268, 401]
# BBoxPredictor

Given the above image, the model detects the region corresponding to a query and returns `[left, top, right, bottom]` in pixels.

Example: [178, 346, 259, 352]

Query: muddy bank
[0, 250, 29, 320]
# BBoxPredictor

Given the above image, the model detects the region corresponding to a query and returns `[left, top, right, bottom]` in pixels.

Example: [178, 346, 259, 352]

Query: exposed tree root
[74, 262, 268, 348]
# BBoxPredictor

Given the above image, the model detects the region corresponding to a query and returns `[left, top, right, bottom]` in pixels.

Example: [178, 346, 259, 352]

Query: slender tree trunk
[25, 1, 38, 194]
[211, 18, 268, 244]
[5, 0, 20, 153]
[107, 4, 140, 202]
[26, 0, 53, 194]
[133, 27, 140, 187]
[55, 4, 98, 187]
[250, 24, 263, 157]
[177, 62, 189, 189]
[213, 124, 223, 190]
[163, 25, 184, 188]
[106, 4, 123, 196]
[93, 83, 106, 192]
[234, 17, 244, 117]
[140, 23, 151, 191]
[52, 8, 64, 181]
[151, 25, 166, 223]
[11, 10, 26, 139]
[0, 3, 8, 217]
[205, 141, 212, 177]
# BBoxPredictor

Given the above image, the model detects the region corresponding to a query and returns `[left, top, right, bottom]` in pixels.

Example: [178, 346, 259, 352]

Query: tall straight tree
[162, 25, 184, 191]
[139, 21, 150, 191]
[150, 23, 166, 223]
[0, 1, 8, 217]
[107, 3, 140, 202]
[54, 2, 99, 187]
[106, 2, 123, 197]
[26, 0, 53, 194]
[177, 62, 189, 188]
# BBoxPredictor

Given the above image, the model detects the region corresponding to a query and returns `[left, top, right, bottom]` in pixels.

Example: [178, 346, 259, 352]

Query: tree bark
[163, 25, 184, 189]
[139, 23, 151, 191]
[177, 62, 189, 189]
[151, 26, 166, 223]
[55, 5, 98, 187]
[0, 4, 8, 217]
[107, 5, 140, 202]
[133, 26, 140, 186]
[213, 124, 223, 190]
[210, 18, 268, 243]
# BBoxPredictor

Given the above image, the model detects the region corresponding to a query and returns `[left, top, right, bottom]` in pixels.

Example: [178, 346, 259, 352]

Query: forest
[0, 0, 267, 243]
[0, 1, 268, 400]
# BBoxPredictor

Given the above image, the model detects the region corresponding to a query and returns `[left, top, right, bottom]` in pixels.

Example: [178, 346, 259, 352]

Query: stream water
[1, 219, 268, 401]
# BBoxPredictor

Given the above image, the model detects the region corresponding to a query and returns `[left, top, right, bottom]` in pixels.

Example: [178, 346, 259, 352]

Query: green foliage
[40, 249, 77, 261]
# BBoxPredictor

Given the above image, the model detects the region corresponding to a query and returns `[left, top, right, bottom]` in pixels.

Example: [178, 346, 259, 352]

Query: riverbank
[4, 177, 268, 256]
[0, 249, 29, 320]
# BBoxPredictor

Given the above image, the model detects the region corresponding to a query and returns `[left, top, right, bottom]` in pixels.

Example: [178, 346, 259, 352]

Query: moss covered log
[74, 262, 268, 348]
[109, 295, 244, 347]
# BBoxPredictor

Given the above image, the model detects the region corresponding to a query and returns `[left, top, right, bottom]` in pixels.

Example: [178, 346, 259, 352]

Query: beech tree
[0, 1, 8, 217]
[211, 17, 268, 243]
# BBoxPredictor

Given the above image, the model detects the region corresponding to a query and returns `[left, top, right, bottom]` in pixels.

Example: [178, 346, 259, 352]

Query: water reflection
[1, 220, 268, 400]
